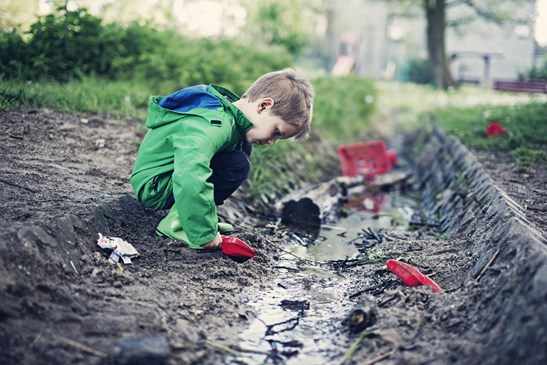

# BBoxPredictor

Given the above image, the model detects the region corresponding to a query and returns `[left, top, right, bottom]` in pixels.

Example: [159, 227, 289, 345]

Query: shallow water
[233, 188, 424, 364]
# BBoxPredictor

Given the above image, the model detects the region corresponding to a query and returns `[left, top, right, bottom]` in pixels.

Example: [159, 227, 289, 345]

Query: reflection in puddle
[291, 191, 421, 263]
[234, 189, 423, 365]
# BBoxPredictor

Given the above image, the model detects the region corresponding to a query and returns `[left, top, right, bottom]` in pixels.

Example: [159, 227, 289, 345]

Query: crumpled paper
[97, 233, 139, 264]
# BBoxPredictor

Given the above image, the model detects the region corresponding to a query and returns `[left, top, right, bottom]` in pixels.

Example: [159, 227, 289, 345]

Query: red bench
[493, 80, 547, 93]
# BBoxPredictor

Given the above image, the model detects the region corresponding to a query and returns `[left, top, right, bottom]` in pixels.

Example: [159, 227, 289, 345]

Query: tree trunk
[424, 0, 455, 89]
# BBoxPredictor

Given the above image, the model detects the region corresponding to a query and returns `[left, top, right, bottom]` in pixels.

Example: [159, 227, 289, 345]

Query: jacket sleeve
[171, 118, 229, 247]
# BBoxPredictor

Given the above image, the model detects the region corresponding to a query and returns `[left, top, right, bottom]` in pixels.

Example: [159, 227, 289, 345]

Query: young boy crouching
[130, 69, 314, 249]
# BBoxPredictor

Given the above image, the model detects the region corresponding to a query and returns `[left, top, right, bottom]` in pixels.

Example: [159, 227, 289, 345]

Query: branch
[460, 0, 531, 25]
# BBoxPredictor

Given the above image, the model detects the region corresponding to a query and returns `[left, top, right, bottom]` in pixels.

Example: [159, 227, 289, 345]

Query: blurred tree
[425, 0, 454, 89]
[528, 55, 547, 80]
[386, 0, 534, 89]
[241, 0, 323, 57]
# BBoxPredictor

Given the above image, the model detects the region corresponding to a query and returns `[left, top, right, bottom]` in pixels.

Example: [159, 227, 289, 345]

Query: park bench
[492, 79, 547, 93]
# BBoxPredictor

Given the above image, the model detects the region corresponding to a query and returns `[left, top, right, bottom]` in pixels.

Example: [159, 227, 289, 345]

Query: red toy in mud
[221, 236, 256, 263]
[386, 259, 444, 293]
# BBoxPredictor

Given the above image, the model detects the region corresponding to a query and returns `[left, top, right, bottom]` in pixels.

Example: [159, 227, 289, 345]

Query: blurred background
[1, 0, 545, 88]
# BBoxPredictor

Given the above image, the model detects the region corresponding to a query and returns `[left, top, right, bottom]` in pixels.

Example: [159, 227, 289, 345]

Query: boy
[130, 69, 314, 249]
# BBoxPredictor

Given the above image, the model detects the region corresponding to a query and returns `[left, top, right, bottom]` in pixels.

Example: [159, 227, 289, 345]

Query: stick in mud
[205, 340, 270, 356]
[360, 349, 396, 365]
[0, 177, 38, 194]
[475, 249, 501, 282]
[348, 282, 389, 299]
[265, 316, 301, 336]
[51, 335, 106, 358]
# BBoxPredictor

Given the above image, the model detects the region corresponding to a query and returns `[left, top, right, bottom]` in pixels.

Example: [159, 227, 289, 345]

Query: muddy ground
[0, 109, 545, 365]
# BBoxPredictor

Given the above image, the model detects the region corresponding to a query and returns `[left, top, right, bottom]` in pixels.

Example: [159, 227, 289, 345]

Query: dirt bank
[0, 109, 545, 365]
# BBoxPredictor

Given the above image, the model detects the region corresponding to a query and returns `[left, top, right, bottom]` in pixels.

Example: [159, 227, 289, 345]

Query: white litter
[97, 233, 139, 264]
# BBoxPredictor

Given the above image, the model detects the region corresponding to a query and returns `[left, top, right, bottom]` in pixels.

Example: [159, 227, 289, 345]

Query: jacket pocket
[142, 172, 173, 210]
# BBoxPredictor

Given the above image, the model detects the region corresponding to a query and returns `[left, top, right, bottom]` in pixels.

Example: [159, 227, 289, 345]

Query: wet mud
[1, 109, 546, 365]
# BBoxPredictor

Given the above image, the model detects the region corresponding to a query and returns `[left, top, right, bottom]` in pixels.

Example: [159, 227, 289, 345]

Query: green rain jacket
[130, 85, 253, 247]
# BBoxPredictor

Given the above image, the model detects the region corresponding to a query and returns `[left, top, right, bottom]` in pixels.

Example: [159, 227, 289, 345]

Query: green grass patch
[423, 102, 547, 167]
[248, 139, 336, 199]
[312, 75, 376, 143]
[0, 77, 151, 119]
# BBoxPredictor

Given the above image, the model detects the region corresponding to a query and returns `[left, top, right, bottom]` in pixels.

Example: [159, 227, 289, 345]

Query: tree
[241, 0, 322, 57]
[424, 0, 455, 89]
[413, 0, 534, 89]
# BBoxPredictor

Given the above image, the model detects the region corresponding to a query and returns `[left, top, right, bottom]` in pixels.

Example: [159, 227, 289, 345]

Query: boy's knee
[210, 150, 251, 183]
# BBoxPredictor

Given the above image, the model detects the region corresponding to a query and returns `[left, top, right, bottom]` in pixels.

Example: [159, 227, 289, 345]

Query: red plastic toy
[386, 259, 444, 293]
[221, 236, 256, 263]
[486, 122, 507, 138]
[337, 141, 397, 178]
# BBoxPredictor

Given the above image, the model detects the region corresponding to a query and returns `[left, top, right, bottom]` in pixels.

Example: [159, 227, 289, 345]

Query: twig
[475, 249, 501, 282]
[52, 335, 106, 358]
[525, 205, 544, 212]
[205, 340, 268, 356]
[69, 260, 79, 275]
[338, 331, 370, 365]
[0, 178, 37, 193]
[205, 340, 243, 356]
[360, 349, 395, 365]
[321, 224, 347, 231]
[268, 240, 303, 260]
[349, 283, 386, 299]
[265, 316, 300, 336]
[273, 265, 299, 272]
[29, 334, 43, 348]
[267, 240, 328, 266]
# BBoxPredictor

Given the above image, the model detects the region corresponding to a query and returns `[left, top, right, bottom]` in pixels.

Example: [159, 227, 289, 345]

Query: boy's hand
[201, 232, 222, 249]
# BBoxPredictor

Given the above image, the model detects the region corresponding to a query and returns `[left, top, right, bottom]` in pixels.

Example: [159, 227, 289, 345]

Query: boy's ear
[258, 98, 274, 113]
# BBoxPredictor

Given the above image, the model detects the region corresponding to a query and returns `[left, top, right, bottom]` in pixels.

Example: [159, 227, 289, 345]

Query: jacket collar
[208, 85, 253, 133]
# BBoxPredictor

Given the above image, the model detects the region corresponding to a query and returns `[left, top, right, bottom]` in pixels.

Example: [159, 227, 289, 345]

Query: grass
[0, 77, 151, 120]
[248, 138, 337, 199]
[423, 102, 547, 167]
[369, 82, 547, 167]
[312, 75, 376, 143]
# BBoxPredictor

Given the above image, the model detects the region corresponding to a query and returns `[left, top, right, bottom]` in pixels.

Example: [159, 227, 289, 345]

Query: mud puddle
[231, 185, 430, 365]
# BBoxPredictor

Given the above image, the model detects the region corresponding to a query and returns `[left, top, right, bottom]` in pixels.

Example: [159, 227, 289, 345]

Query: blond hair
[242, 68, 314, 140]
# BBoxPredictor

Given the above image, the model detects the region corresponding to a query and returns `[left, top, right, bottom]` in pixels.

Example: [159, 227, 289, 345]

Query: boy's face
[245, 98, 297, 146]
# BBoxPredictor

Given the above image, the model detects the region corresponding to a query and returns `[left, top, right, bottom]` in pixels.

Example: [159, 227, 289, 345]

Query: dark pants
[163, 140, 252, 209]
